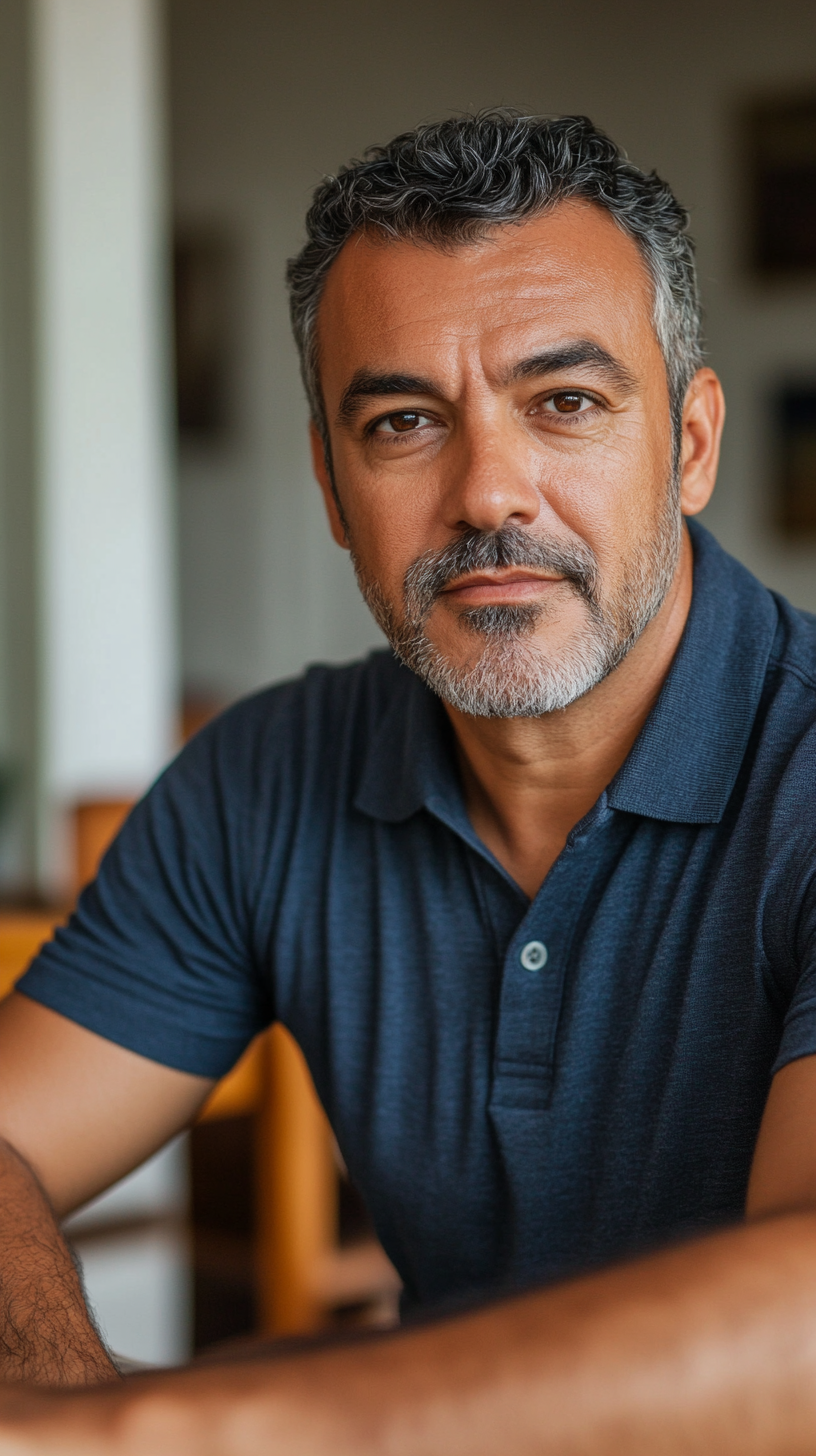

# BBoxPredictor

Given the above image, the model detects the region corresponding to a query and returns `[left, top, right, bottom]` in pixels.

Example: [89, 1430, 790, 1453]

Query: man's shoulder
[191, 648, 410, 770]
[749, 593, 816, 855]
[133, 648, 417, 881]
[742, 582, 816, 785]
[694, 522, 816, 704]
[768, 592, 816, 693]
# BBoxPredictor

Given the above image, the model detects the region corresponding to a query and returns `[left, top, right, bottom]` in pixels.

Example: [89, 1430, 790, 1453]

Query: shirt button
[520, 940, 548, 971]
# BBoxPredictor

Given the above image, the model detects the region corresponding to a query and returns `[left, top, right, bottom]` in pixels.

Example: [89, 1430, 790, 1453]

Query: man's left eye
[372, 411, 432, 435]
[542, 392, 593, 415]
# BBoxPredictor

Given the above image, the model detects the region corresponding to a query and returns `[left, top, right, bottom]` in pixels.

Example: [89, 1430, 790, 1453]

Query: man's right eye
[371, 411, 432, 435]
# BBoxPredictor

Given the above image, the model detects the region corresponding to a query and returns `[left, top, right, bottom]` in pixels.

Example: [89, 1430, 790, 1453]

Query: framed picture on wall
[745, 94, 816, 278]
[173, 228, 235, 441]
[775, 384, 816, 537]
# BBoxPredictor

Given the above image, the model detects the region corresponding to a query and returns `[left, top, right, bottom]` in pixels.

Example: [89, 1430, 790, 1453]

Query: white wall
[169, 0, 816, 702]
[34, 0, 177, 821]
[0, 1, 179, 892]
[0, 0, 182, 894]
[0, 0, 38, 888]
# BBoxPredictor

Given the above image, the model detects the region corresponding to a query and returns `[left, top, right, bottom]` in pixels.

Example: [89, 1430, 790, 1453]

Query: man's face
[314, 202, 684, 717]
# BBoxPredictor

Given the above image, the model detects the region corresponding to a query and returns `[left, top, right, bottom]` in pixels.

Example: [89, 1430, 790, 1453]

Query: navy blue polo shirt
[19, 522, 816, 1309]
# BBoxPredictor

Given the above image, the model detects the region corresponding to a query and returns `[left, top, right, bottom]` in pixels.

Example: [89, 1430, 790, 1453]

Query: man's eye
[543, 392, 593, 415]
[372, 411, 432, 435]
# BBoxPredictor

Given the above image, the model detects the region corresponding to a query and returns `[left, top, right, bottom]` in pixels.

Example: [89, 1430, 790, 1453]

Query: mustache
[402, 524, 600, 627]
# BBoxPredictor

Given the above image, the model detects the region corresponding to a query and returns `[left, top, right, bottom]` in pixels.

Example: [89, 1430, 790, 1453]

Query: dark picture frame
[173, 228, 235, 441]
[774, 384, 816, 537]
[744, 93, 816, 278]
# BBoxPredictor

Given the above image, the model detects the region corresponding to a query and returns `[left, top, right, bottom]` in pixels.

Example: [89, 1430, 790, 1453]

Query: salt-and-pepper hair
[286, 110, 704, 457]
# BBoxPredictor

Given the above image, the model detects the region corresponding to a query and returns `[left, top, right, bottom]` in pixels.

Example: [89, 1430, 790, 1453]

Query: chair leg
[256, 1024, 337, 1336]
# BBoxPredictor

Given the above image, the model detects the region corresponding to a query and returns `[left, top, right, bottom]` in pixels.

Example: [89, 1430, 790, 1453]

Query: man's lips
[440, 570, 566, 606]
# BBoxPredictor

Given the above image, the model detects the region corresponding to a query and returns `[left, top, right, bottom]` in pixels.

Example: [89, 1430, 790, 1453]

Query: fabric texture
[18, 522, 816, 1309]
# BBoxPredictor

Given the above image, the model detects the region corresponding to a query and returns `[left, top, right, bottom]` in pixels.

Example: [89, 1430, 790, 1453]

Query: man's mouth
[440, 569, 566, 607]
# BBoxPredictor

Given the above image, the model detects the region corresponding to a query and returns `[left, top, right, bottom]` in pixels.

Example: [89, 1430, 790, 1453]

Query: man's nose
[442, 421, 541, 535]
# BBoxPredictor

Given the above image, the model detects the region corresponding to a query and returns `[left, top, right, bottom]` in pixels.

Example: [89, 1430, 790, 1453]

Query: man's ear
[310, 421, 349, 548]
[678, 368, 726, 517]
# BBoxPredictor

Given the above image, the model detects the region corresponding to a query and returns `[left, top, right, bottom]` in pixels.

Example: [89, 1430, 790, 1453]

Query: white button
[520, 940, 548, 971]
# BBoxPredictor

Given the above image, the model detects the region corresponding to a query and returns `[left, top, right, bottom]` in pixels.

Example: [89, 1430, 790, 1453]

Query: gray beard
[352, 502, 682, 719]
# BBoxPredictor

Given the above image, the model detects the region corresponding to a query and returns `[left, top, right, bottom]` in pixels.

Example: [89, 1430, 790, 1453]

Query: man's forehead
[317, 201, 656, 386]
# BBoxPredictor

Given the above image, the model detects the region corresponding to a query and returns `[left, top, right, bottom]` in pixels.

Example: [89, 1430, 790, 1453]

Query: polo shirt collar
[354, 657, 463, 826]
[354, 522, 779, 829]
[607, 522, 778, 822]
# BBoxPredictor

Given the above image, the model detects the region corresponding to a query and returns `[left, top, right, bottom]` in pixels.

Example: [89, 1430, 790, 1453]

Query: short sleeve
[17, 710, 274, 1078]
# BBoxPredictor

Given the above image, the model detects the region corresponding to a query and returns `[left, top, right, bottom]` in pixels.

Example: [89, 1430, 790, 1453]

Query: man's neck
[445, 526, 695, 899]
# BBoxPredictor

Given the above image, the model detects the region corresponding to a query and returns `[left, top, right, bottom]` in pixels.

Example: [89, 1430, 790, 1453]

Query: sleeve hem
[15, 972, 257, 1080]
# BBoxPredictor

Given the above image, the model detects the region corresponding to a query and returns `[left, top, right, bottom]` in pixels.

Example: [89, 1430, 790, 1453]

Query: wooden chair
[0, 799, 400, 1340]
[0, 911, 65, 1001]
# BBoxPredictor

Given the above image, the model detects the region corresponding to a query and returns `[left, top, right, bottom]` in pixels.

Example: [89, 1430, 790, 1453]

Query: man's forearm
[0, 1138, 117, 1386]
[2, 1213, 816, 1453]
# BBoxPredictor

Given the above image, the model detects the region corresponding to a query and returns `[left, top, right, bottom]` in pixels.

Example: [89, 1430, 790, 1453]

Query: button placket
[488, 804, 614, 1112]
[488, 860, 582, 1110]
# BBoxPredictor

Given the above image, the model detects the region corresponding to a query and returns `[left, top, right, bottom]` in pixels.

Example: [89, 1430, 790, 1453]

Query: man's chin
[355, 572, 617, 715]
[420, 620, 575, 679]
[392, 628, 618, 719]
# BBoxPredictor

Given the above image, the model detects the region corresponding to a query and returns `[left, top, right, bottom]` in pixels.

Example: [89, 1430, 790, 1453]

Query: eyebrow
[336, 340, 637, 426]
[337, 372, 438, 425]
[505, 341, 637, 392]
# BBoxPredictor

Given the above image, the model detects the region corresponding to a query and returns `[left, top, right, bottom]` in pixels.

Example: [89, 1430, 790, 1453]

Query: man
[0, 109, 814, 1452]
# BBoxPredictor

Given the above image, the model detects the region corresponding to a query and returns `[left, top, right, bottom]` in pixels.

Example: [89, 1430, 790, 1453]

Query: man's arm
[1, 1058, 816, 1453]
[747, 1055, 816, 1218]
[0, 992, 213, 1384]
[0, 1138, 117, 1386]
[2, 1213, 816, 1454]
[1, 996, 815, 1448]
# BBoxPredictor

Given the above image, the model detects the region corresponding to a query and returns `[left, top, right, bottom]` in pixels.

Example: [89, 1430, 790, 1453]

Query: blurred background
[0, 0, 813, 1369]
